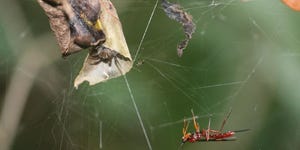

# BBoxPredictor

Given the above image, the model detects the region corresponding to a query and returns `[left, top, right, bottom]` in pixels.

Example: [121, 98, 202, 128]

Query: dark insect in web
[161, 0, 196, 57]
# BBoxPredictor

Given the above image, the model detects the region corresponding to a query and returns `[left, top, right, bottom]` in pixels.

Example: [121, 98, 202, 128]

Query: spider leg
[191, 109, 200, 133]
[90, 60, 101, 65]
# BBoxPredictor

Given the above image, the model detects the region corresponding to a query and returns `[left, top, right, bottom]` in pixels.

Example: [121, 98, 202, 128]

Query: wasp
[182, 109, 249, 144]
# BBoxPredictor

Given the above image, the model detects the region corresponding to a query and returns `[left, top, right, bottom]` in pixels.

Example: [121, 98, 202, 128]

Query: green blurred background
[1, 0, 300, 150]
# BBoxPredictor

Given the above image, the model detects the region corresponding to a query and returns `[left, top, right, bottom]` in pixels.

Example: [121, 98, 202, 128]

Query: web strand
[133, 0, 159, 62]
[123, 75, 152, 150]
[124, 2, 159, 148]
[99, 120, 103, 149]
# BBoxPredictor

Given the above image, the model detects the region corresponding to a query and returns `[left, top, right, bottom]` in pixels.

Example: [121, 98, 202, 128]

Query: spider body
[89, 46, 130, 66]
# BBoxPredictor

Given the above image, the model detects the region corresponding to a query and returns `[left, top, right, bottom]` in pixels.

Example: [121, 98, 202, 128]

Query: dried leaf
[74, 0, 132, 88]
[162, 0, 196, 57]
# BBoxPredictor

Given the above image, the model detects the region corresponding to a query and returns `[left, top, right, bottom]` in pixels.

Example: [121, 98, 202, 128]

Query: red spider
[182, 109, 249, 144]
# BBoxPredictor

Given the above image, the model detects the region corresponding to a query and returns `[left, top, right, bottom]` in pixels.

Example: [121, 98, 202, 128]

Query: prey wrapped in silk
[161, 0, 196, 57]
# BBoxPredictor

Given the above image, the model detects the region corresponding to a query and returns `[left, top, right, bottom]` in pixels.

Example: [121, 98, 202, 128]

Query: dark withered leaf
[37, 0, 106, 57]
[70, 0, 101, 22]
[63, 0, 105, 48]
[38, 0, 82, 56]
[161, 0, 196, 57]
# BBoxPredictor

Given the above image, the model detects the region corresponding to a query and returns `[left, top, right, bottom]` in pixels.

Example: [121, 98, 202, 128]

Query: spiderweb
[1, 0, 300, 150]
